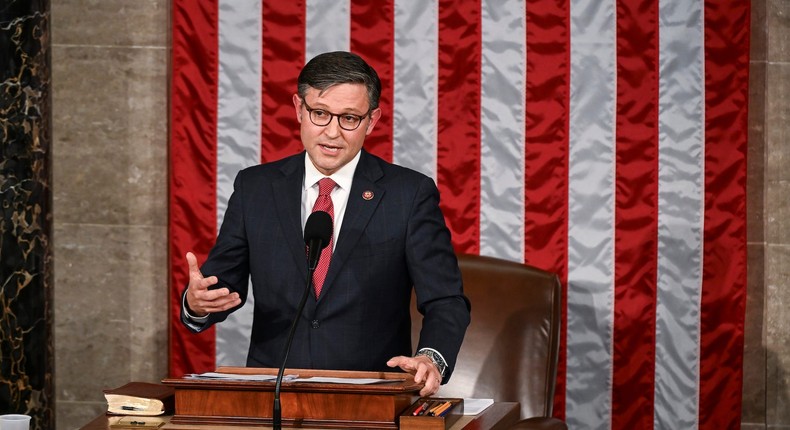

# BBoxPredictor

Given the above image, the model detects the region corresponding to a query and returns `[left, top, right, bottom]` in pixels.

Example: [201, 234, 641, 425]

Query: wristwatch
[415, 349, 447, 378]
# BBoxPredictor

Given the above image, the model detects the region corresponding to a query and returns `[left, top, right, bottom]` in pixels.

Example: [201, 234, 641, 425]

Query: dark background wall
[0, 1, 53, 429]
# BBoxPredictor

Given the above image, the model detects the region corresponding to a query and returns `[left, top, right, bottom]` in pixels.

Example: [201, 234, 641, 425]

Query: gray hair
[297, 51, 382, 110]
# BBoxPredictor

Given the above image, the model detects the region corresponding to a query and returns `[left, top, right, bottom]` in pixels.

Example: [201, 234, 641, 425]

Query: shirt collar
[304, 150, 361, 192]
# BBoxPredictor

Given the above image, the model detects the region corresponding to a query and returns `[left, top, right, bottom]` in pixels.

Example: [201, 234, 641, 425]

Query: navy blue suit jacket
[183, 150, 470, 381]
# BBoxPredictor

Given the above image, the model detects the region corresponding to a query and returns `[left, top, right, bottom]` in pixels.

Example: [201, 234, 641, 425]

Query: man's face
[293, 83, 381, 176]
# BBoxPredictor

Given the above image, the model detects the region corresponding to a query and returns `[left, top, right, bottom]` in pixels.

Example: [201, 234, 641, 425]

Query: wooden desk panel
[79, 402, 519, 430]
[164, 368, 420, 428]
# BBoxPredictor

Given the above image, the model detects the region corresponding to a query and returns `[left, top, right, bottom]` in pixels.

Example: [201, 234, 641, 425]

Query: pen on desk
[429, 401, 451, 416]
[433, 401, 453, 417]
[438, 402, 455, 417]
[420, 401, 435, 416]
[412, 401, 429, 416]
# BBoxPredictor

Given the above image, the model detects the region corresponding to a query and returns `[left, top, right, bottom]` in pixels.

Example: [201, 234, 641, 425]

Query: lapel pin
[362, 190, 374, 200]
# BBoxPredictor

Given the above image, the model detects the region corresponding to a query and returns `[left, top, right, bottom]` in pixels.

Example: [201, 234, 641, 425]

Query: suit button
[311, 320, 319, 329]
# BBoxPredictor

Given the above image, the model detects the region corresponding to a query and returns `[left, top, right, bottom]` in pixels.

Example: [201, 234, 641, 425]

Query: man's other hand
[184, 252, 241, 316]
[387, 355, 442, 397]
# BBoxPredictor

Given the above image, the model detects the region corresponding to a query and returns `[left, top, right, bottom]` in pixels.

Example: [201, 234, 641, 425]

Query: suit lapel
[272, 152, 309, 282]
[319, 151, 384, 300]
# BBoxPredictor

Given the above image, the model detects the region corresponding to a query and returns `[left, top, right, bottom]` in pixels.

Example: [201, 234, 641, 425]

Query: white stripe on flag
[215, 0, 262, 367]
[654, 0, 705, 427]
[306, 0, 350, 60]
[479, 0, 526, 262]
[393, 0, 438, 180]
[565, 0, 616, 428]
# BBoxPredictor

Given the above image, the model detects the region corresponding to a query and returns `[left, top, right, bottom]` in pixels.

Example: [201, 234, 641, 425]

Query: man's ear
[365, 108, 382, 135]
[293, 94, 303, 123]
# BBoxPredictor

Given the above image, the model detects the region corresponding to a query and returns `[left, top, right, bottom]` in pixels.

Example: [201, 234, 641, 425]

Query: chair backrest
[411, 253, 562, 419]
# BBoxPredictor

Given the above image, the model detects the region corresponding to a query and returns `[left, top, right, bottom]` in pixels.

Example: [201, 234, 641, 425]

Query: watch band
[415, 348, 447, 378]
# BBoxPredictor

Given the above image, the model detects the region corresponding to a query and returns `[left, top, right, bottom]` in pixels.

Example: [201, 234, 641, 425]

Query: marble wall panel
[0, 0, 54, 428]
[51, 45, 167, 226]
[742, 243, 766, 426]
[51, 0, 168, 47]
[51, 1, 169, 428]
[53, 223, 167, 426]
[748, 59, 766, 244]
[765, 180, 790, 246]
[764, 63, 790, 183]
[752, 0, 767, 64]
[768, 0, 790, 62]
[766, 244, 790, 426]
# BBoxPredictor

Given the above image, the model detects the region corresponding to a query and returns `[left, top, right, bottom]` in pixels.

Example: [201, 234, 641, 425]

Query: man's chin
[313, 159, 342, 176]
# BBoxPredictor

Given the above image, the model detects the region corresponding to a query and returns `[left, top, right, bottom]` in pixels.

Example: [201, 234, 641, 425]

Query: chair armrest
[508, 416, 568, 430]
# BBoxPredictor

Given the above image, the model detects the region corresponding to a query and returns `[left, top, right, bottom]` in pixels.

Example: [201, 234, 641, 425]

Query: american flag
[168, 1, 749, 428]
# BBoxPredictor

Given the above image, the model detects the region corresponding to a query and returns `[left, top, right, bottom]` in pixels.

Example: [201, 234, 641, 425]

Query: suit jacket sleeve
[406, 175, 471, 383]
[180, 170, 252, 333]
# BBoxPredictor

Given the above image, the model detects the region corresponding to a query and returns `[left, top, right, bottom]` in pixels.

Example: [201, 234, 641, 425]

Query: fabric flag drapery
[168, 1, 749, 429]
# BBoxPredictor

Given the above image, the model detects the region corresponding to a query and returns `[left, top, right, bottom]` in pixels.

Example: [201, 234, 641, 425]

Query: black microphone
[272, 210, 333, 430]
[304, 210, 333, 271]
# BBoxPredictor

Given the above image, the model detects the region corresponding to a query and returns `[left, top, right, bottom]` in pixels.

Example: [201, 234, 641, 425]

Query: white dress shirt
[301, 150, 361, 250]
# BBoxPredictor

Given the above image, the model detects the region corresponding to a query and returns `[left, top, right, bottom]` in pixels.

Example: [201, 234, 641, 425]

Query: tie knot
[317, 178, 336, 196]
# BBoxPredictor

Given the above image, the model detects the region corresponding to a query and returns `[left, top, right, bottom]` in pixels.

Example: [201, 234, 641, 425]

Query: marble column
[0, 1, 54, 429]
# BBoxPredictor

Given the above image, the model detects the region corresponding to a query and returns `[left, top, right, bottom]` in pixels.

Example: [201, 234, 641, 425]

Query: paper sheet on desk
[186, 372, 393, 385]
[462, 398, 494, 415]
[186, 372, 283, 382]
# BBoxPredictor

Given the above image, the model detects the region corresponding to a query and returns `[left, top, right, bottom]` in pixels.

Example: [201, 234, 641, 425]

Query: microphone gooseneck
[272, 210, 333, 430]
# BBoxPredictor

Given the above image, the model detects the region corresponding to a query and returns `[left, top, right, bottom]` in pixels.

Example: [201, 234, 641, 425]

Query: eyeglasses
[301, 99, 370, 131]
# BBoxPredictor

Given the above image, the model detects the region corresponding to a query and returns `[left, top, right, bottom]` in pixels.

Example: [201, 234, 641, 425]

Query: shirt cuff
[182, 289, 210, 324]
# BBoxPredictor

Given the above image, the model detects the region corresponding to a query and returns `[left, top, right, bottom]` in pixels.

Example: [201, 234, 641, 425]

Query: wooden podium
[162, 367, 422, 429]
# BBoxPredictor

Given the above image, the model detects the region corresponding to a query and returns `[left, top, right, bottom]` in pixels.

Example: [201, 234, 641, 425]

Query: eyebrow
[303, 99, 369, 115]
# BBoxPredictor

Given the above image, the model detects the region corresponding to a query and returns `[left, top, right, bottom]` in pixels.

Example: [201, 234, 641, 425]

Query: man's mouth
[319, 144, 340, 153]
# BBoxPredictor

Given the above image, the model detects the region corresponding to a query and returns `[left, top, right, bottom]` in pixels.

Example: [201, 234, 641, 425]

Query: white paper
[186, 372, 288, 382]
[187, 372, 391, 385]
[462, 398, 494, 415]
[295, 376, 394, 385]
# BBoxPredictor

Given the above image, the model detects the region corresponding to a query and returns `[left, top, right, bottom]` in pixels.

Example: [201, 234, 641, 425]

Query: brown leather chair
[412, 254, 567, 430]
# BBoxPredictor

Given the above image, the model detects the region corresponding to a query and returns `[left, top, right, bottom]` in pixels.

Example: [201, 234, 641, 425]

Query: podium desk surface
[80, 402, 519, 430]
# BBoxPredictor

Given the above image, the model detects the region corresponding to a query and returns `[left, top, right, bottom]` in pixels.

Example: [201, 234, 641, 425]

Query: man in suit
[181, 51, 470, 397]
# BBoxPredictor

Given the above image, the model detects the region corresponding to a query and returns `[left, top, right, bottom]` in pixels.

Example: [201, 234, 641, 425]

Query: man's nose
[323, 117, 342, 138]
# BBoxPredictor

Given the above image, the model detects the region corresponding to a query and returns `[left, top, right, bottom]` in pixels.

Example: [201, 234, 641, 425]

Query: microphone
[304, 210, 333, 271]
[272, 210, 333, 430]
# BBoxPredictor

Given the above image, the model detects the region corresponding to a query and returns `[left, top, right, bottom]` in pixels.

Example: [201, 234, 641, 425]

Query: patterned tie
[310, 178, 336, 298]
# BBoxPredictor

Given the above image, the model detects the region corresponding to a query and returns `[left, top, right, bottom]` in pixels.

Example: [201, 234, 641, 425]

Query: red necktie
[310, 178, 336, 298]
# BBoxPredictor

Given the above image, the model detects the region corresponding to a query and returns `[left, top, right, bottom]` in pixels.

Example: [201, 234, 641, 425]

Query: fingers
[186, 252, 208, 290]
[186, 252, 201, 278]
[387, 356, 442, 397]
[192, 290, 241, 313]
[187, 284, 241, 315]
[419, 378, 440, 397]
[184, 251, 241, 315]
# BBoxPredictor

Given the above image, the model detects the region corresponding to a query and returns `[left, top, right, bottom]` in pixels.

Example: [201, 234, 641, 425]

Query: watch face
[419, 350, 446, 376]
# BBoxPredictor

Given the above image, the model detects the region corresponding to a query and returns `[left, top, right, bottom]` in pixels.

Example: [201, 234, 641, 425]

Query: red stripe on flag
[261, 1, 306, 162]
[699, 0, 750, 427]
[169, 0, 219, 377]
[524, 0, 570, 418]
[437, 0, 482, 254]
[611, 0, 659, 427]
[350, 0, 395, 162]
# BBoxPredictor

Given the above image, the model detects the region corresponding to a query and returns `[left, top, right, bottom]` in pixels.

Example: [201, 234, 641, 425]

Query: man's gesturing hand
[184, 252, 241, 317]
[387, 355, 442, 397]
